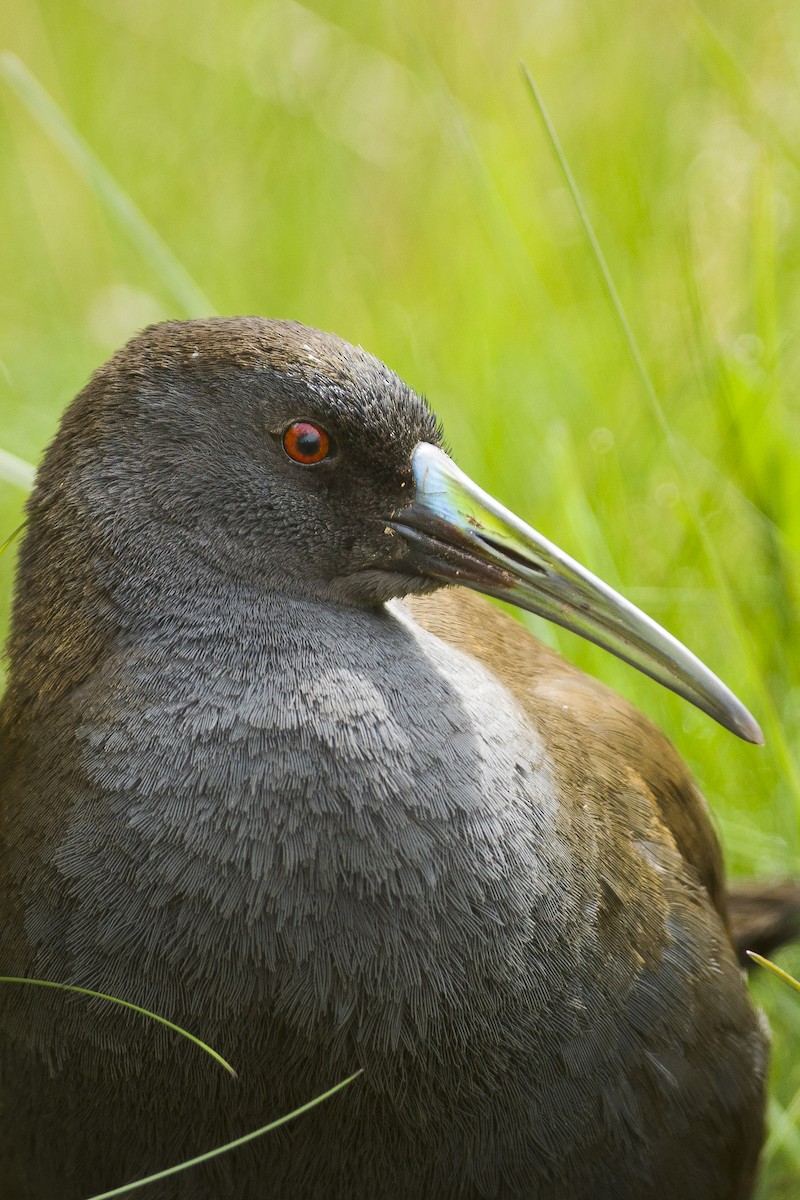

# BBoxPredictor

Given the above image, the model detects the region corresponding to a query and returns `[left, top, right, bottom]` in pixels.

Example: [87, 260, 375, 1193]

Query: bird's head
[23, 317, 761, 743]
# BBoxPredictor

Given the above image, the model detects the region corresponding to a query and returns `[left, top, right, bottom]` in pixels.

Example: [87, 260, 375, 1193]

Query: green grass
[85, 1073, 363, 1200]
[1, 0, 800, 1194]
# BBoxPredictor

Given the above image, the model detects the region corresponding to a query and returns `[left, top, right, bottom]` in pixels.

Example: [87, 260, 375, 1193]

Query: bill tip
[736, 710, 764, 746]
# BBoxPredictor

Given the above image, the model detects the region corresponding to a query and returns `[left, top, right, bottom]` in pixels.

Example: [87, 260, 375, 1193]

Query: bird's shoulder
[401, 587, 728, 926]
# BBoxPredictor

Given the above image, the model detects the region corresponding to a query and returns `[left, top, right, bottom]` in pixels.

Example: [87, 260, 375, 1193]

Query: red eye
[282, 421, 331, 465]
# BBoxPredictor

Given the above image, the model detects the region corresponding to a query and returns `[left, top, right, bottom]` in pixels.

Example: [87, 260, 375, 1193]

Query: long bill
[390, 442, 763, 744]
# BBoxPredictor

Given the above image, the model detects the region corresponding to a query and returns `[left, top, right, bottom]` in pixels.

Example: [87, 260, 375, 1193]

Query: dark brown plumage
[0, 318, 788, 1199]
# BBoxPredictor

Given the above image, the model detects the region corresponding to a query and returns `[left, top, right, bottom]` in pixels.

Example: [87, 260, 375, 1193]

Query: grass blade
[0, 976, 236, 1077]
[520, 62, 800, 809]
[0, 448, 35, 491]
[747, 952, 800, 995]
[0, 54, 215, 319]
[85, 1071, 363, 1199]
[520, 64, 656, 412]
[0, 523, 25, 555]
[766, 1095, 800, 1174]
[683, 6, 800, 173]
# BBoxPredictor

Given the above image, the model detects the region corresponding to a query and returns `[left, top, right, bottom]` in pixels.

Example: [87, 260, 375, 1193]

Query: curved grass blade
[747, 952, 800, 994]
[85, 1071, 363, 1199]
[0, 976, 236, 1077]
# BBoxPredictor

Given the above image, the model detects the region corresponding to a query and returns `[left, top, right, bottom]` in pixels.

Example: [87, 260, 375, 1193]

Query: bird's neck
[1, 498, 342, 730]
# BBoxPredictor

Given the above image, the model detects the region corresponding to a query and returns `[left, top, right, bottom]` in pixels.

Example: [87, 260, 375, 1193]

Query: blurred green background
[1, 0, 800, 1193]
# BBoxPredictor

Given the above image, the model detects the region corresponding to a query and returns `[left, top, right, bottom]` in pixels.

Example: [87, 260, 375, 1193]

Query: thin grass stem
[84, 1072, 363, 1199]
[0, 977, 236, 1077]
[520, 62, 800, 808]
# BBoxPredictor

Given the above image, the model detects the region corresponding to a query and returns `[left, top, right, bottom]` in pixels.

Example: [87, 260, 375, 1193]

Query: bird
[0, 316, 794, 1200]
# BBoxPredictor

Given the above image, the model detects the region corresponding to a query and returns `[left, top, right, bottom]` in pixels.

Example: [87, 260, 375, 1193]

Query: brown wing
[401, 588, 772, 1200]
[401, 587, 730, 933]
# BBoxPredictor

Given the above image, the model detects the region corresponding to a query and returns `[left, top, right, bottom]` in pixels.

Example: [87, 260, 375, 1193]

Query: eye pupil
[296, 428, 320, 456]
[283, 421, 331, 465]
